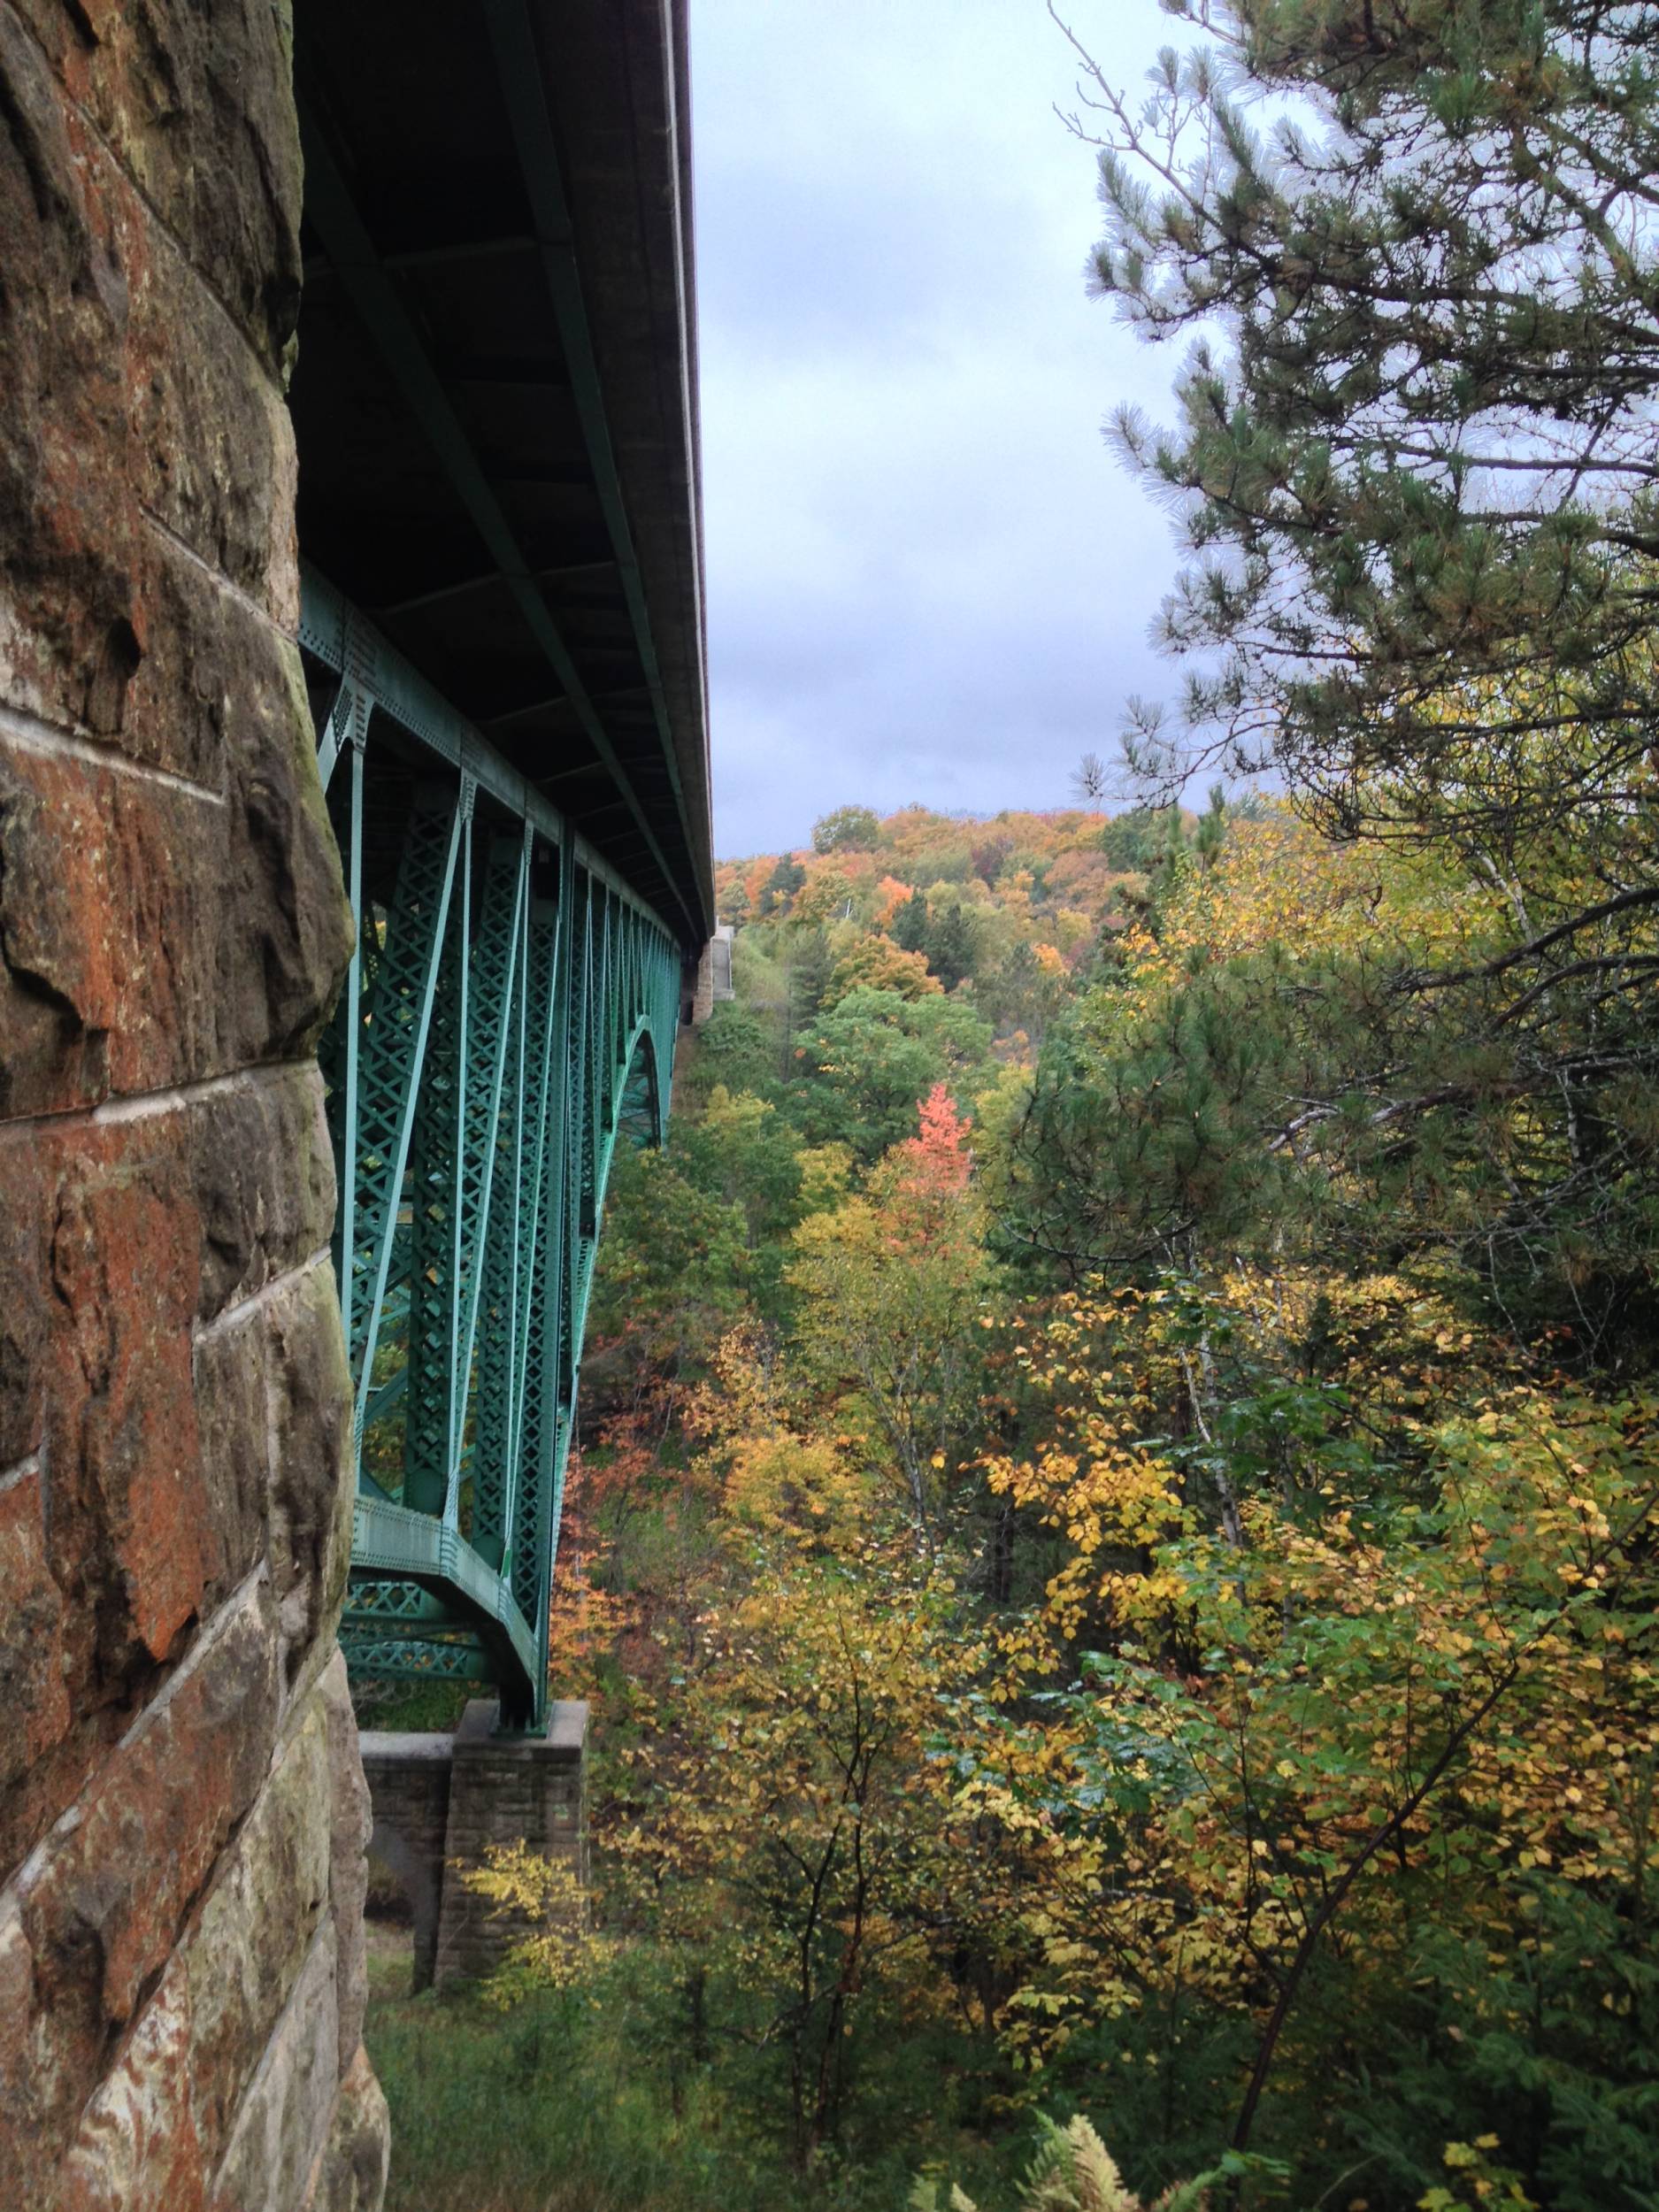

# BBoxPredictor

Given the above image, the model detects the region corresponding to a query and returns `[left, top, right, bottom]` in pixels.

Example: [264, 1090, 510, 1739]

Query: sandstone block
[189, 1064, 336, 1323]
[122, 191, 298, 609]
[0, 745, 121, 1118]
[30, 1630, 352, 2212]
[0, 1130, 45, 1465]
[318, 1654, 372, 2070]
[183, 1694, 332, 2155]
[0, 1065, 349, 1871]
[191, 1311, 274, 1609]
[0, 712, 350, 1119]
[123, 524, 311, 794]
[0, 1578, 281, 2196]
[7, 0, 304, 376]
[301, 2046, 390, 2212]
[0, 12, 146, 748]
[209, 1924, 340, 2212]
[217, 636, 354, 1070]
[265, 1264, 354, 1684]
[57, 1964, 207, 2212]
[44, 1144, 208, 1674]
[0, 1463, 72, 1815]
[0, 30, 303, 779]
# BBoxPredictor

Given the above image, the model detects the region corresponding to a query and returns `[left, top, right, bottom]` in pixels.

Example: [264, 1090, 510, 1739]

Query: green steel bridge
[289, 0, 712, 1730]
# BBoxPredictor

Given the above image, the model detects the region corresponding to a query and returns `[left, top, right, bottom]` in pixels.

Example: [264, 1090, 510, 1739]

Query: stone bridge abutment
[0, 4, 387, 2205]
[359, 1701, 588, 1995]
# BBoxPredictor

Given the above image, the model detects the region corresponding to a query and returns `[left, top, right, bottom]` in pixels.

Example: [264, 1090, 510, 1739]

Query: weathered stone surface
[0, 10, 144, 749]
[44, 1139, 208, 1673]
[7, 0, 304, 377]
[0, 1132, 45, 1465]
[0, 1463, 72, 1814]
[218, 638, 354, 1068]
[57, 1964, 206, 2212]
[0, 746, 120, 1118]
[189, 1064, 335, 1321]
[191, 1310, 273, 1608]
[0, 2, 380, 2201]
[266, 1264, 355, 1684]
[124, 527, 296, 791]
[0, 19, 303, 774]
[185, 1693, 332, 2154]
[209, 1924, 340, 2212]
[0, 727, 350, 1121]
[0, 23, 346, 1108]
[0, 1578, 281, 2201]
[302, 2047, 390, 2212]
[319, 1655, 372, 2070]
[13, 1647, 373, 2212]
[0, 1075, 347, 1872]
[123, 185, 300, 608]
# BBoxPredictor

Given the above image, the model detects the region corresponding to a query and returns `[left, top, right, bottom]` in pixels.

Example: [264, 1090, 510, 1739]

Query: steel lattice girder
[302, 566, 684, 1730]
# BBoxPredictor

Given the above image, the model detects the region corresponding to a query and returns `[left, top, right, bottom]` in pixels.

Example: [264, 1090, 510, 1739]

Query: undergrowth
[364, 1930, 1014, 2212]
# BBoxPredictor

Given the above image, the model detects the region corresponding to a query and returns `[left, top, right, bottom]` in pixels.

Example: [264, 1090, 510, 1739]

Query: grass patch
[366, 1928, 766, 2212]
[363, 1926, 1013, 2212]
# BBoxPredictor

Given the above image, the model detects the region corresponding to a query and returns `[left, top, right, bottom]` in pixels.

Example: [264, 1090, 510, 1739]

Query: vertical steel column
[443, 830, 530, 1526]
[337, 728, 367, 1357]
[403, 796, 472, 1517]
[346, 785, 465, 1445]
[473, 886, 556, 1571]
[513, 831, 579, 1678]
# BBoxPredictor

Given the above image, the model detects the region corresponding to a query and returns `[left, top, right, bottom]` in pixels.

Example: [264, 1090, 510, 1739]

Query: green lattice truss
[302, 567, 684, 1729]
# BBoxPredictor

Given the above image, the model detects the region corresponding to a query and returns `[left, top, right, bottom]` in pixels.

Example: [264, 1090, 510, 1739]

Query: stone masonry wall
[357, 1735, 453, 1995]
[0, 4, 387, 2207]
[433, 1701, 588, 1992]
[358, 1703, 588, 1996]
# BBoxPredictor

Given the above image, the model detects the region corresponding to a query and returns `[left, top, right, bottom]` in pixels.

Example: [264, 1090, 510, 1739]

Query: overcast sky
[689, 1, 1194, 858]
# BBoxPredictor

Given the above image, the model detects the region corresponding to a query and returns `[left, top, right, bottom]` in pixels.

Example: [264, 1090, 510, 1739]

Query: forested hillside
[372, 775, 1659, 2212]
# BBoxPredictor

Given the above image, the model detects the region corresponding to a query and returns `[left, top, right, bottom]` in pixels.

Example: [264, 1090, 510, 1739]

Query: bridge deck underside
[291, 0, 712, 949]
[288, 0, 710, 1728]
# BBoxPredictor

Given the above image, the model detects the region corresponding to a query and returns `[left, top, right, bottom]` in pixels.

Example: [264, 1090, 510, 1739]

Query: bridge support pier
[359, 1701, 588, 1993]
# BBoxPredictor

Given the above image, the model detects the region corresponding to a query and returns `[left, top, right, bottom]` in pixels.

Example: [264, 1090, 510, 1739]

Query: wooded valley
[364, 4, 1659, 2205]
[369, 779, 1659, 2212]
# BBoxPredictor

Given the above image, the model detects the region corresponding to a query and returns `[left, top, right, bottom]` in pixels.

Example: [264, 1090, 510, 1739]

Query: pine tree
[1067, 1, 1659, 909]
[1059, 1, 1659, 1325]
[891, 888, 930, 955]
[1099, 806, 1171, 873]
[926, 903, 977, 992]
[1194, 786, 1226, 872]
[787, 927, 834, 1025]
[757, 854, 806, 920]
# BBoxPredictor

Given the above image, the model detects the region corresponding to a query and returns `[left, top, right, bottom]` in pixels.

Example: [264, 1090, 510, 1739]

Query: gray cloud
[691, 0, 1194, 854]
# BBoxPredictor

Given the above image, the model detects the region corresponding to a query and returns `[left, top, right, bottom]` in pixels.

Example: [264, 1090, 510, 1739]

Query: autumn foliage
[522, 770, 1659, 2210]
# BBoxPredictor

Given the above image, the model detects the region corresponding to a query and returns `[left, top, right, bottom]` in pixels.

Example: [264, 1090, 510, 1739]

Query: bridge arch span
[309, 580, 688, 1730]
